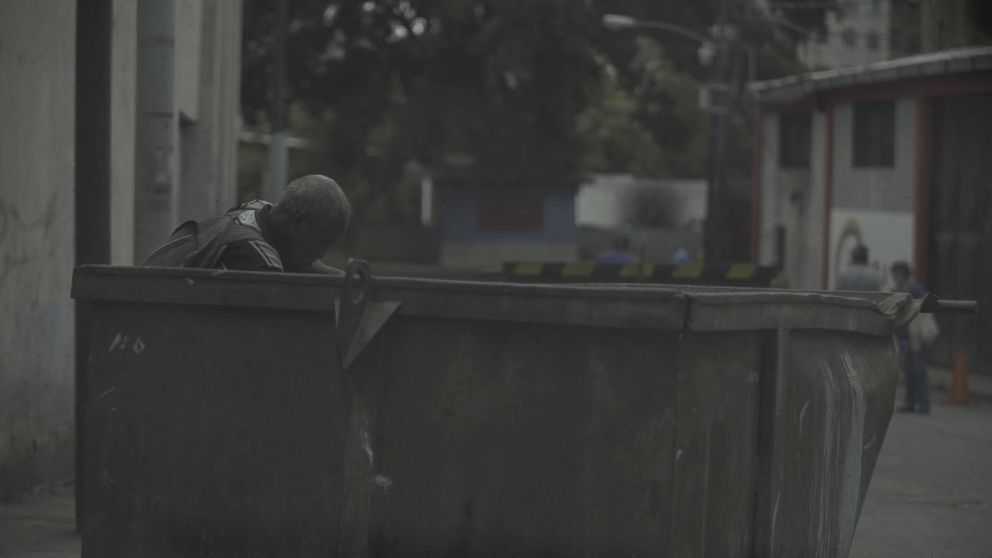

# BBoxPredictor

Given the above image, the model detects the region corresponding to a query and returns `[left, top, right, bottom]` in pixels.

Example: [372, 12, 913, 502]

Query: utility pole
[75, 0, 113, 531]
[603, 11, 743, 264]
[266, 0, 289, 202]
[703, 0, 734, 265]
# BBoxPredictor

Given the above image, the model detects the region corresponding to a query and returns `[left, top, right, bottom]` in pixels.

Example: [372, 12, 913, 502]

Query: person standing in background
[596, 235, 640, 265]
[837, 244, 882, 291]
[891, 261, 931, 414]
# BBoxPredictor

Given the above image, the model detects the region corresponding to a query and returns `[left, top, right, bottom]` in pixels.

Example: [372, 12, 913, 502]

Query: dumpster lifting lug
[335, 259, 401, 372]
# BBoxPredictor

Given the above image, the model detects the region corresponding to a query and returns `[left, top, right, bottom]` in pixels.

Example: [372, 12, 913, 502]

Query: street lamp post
[602, 13, 740, 264]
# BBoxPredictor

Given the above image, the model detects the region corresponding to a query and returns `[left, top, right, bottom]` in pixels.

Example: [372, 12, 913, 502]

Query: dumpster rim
[71, 265, 912, 335]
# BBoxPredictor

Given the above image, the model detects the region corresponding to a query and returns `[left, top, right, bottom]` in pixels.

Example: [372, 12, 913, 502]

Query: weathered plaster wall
[0, 0, 78, 499]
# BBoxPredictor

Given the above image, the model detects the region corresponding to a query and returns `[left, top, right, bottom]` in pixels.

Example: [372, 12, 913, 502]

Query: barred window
[853, 101, 895, 167]
[779, 111, 812, 168]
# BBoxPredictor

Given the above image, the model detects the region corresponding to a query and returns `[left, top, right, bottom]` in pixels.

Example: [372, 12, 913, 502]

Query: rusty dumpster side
[71, 265, 911, 557]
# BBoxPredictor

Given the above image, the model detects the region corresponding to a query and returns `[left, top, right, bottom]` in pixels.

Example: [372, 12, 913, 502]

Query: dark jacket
[141, 200, 284, 272]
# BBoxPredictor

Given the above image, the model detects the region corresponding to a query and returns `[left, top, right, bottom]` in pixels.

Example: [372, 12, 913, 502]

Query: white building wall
[760, 110, 826, 290]
[576, 174, 706, 230]
[805, 110, 829, 289]
[0, 0, 78, 498]
[761, 99, 918, 290]
[827, 98, 917, 288]
[759, 113, 782, 266]
[831, 100, 916, 212]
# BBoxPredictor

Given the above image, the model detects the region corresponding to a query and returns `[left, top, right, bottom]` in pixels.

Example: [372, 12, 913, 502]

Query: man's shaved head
[278, 174, 351, 235]
[268, 174, 351, 270]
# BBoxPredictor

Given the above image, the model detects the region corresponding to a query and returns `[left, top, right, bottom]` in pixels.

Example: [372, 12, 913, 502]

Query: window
[853, 101, 895, 167]
[478, 195, 543, 231]
[779, 111, 812, 168]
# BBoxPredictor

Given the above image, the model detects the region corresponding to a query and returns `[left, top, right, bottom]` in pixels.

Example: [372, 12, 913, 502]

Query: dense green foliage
[242, 0, 836, 222]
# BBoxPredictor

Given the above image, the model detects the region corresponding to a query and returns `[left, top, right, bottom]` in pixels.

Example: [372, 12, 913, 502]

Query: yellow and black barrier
[503, 261, 779, 287]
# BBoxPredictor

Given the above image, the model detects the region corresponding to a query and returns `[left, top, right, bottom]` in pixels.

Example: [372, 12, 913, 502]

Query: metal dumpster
[72, 264, 917, 558]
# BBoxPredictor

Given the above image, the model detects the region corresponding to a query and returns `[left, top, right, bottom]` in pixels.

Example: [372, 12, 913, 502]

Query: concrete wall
[799, 0, 890, 70]
[921, 0, 992, 52]
[0, 0, 78, 498]
[111, 0, 138, 265]
[179, 0, 242, 222]
[759, 110, 826, 290]
[175, 0, 203, 122]
[0, 0, 242, 499]
[438, 187, 577, 267]
[761, 99, 917, 290]
[827, 99, 916, 288]
[831, 99, 915, 212]
[808, 110, 830, 288]
[135, 0, 242, 261]
[576, 175, 706, 231]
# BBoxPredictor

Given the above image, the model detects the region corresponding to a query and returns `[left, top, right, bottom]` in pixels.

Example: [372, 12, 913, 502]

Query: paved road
[0, 484, 77, 558]
[850, 394, 992, 558]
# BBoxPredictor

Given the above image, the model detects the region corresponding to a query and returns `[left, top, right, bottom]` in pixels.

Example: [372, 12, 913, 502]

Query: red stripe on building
[751, 107, 765, 264]
[913, 98, 932, 285]
[821, 106, 835, 290]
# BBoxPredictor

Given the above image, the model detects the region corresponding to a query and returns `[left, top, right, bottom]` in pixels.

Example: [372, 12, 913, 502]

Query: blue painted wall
[439, 187, 577, 244]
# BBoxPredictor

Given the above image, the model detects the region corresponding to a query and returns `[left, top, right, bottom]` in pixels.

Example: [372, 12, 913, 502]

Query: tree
[240, 0, 838, 223]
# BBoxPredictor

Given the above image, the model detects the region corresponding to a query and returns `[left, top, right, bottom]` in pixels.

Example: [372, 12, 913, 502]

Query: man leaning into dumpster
[141, 174, 349, 274]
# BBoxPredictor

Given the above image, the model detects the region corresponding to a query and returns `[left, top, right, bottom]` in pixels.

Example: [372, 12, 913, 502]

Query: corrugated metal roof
[750, 46, 992, 103]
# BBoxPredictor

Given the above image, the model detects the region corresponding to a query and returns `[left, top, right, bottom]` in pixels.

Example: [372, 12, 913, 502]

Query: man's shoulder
[232, 208, 264, 233]
[219, 201, 283, 271]
[228, 199, 274, 213]
[226, 199, 273, 235]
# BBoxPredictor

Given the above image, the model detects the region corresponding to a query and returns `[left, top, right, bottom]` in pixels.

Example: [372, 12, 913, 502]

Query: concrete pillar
[110, 0, 138, 265]
[265, 0, 289, 203]
[134, 0, 178, 261]
[179, 0, 243, 220]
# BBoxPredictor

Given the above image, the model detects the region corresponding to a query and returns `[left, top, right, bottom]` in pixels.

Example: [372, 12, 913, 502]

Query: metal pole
[266, 0, 289, 202]
[134, 0, 178, 260]
[703, 1, 733, 264]
[75, 0, 113, 531]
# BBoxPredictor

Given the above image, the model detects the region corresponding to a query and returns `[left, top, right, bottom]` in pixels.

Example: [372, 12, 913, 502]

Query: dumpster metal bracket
[335, 259, 401, 372]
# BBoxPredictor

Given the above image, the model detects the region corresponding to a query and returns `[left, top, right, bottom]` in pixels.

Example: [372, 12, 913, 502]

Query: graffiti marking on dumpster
[799, 400, 811, 435]
[108, 332, 147, 355]
[373, 475, 393, 495]
[362, 431, 374, 465]
[108, 333, 126, 352]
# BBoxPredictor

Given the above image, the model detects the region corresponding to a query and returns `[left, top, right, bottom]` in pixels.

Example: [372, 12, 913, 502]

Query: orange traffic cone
[948, 351, 972, 405]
